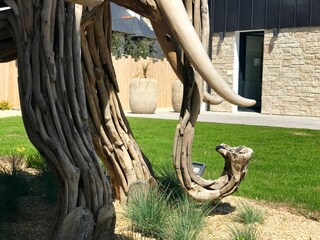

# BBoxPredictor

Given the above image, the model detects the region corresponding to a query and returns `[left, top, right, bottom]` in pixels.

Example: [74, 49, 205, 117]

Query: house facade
[208, 0, 320, 117]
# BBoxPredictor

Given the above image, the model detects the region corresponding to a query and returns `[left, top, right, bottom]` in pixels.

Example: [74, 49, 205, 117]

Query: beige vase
[171, 79, 183, 112]
[129, 78, 157, 114]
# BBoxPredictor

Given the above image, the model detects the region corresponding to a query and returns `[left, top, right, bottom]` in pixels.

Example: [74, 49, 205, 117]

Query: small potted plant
[129, 61, 158, 114]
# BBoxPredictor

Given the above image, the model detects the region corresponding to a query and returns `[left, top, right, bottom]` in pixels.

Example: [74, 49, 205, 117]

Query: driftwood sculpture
[0, 0, 254, 239]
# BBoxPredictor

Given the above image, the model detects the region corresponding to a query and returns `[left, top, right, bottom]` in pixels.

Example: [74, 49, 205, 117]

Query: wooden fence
[0, 61, 19, 109]
[0, 56, 178, 111]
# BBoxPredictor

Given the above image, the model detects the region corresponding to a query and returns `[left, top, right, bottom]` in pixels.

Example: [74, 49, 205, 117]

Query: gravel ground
[114, 196, 320, 240]
[198, 196, 320, 240]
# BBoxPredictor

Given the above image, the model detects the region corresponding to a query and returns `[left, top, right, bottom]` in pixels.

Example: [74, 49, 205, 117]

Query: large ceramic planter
[171, 79, 183, 112]
[129, 78, 157, 114]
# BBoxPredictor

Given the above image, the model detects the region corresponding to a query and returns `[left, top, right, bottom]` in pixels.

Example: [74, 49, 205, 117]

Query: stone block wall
[210, 32, 236, 112]
[262, 27, 320, 117]
[209, 27, 320, 117]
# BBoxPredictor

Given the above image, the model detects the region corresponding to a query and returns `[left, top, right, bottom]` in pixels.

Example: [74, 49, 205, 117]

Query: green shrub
[235, 202, 264, 225]
[228, 226, 259, 240]
[0, 100, 12, 110]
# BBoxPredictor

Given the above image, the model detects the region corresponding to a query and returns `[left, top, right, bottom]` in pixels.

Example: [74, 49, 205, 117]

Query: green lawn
[0, 117, 35, 156]
[128, 117, 320, 212]
[0, 116, 319, 212]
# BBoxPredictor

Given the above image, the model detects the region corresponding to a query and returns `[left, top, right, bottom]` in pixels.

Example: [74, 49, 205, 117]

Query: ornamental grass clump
[157, 166, 185, 203]
[228, 225, 260, 240]
[124, 180, 211, 240]
[125, 186, 170, 239]
[235, 202, 264, 225]
[26, 151, 48, 172]
[167, 197, 211, 240]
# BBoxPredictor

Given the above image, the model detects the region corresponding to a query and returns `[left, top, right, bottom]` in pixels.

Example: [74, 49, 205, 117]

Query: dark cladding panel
[266, 0, 280, 29]
[252, 0, 266, 29]
[296, 0, 311, 27]
[239, 0, 252, 30]
[311, 0, 320, 26]
[212, 0, 226, 32]
[226, 0, 238, 31]
[210, 0, 320, 33]
[280, 0, 295, 28]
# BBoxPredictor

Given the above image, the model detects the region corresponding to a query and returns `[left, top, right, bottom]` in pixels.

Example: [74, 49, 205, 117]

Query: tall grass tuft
[125, 186, 170, 239]
[125, 181, 211, 240]
[26, 151, 48, 172]
[235, 202, 264, 225]
[157, 166, 185, 203]
[0, 155, 29, 222]
[167, 197, 211, 240]
[228, 225, 260, 240]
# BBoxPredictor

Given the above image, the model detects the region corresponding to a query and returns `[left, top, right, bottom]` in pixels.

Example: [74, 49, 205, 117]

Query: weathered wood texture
[0, 3, 254, 238]
[172, 0, 253, 201]
[110, 0, 162, 23]
[0, 0, 162, 204]
[80, 2, 156, 201]
[2, 1, 116, 238]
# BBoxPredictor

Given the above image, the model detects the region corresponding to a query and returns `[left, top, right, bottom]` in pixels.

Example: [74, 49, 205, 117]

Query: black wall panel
[252, 0, 266, 29]
[280, 0, 295, 28]
[210, 0, 320, 32]
[296, 0, 311, 27]
[212, 0, 226, 32]
[266, 0, 280, 29]
[226, 0, 239, 31]
[311, 0, 320, 26]
[239, 0, 253, 30]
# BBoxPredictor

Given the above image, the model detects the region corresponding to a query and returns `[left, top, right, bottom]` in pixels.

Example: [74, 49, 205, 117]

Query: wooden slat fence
[0, 61, 19, 109]
[0, 56, 178, 111]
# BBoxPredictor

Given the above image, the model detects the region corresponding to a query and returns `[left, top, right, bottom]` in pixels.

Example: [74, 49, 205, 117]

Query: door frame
[232, 30, 264, 113]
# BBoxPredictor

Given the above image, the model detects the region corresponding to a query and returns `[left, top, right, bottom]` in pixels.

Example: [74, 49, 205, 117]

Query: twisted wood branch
[173, 0, 253, 202]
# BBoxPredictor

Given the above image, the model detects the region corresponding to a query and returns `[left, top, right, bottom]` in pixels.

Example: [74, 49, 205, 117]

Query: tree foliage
[111, 32, 159, 60]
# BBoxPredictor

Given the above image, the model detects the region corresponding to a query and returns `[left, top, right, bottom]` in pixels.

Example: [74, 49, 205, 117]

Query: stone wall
[262, 27, 320, 117]
[209, 27, 320, 117]
[210, 32, 236, 112]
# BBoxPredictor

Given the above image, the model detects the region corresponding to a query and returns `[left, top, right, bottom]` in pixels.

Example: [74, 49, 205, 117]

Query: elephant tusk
[155, 0, 256, 107]
[203, 92, 223, 105]
[152, 20, 223, 106]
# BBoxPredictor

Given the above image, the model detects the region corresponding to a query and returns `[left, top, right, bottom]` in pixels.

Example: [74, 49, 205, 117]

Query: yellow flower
[16, 146, 26, 153]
